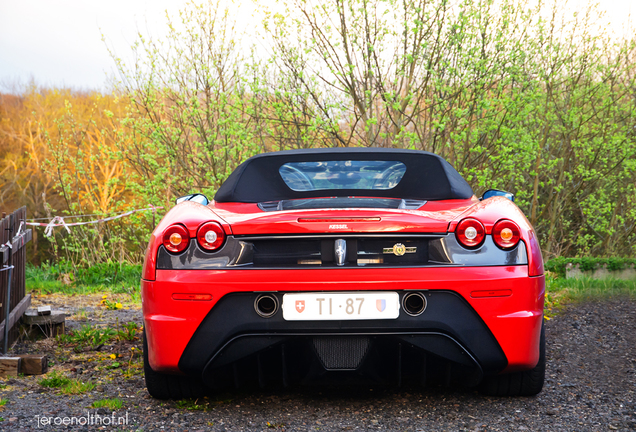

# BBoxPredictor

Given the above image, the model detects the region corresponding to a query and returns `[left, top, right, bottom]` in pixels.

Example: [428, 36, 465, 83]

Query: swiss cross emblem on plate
[295, 300, 305, 313]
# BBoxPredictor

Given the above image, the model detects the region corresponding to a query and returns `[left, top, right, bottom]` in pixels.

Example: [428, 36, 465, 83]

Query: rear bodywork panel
[142, 197, 544, 388]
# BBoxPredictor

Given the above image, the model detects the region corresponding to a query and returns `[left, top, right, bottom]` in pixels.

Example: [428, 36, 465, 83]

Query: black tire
[143, 330, 207, 399]
[479, 322, 545, 396]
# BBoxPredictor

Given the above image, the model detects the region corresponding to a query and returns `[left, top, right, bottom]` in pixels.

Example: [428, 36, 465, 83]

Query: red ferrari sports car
[141, 148, 545, 399]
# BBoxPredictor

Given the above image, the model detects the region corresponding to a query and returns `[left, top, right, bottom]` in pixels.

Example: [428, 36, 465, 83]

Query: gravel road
[1, 296, 634, 431]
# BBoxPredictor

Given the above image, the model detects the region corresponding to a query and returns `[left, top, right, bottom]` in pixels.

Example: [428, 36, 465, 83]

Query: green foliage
[39, 371, 71, 388]
[60, 379, 95, 395]
[545, 257, 636, 278]
[263, 0, 636, 258]
[26, 262, 141, 295]
[91, 398, 124, 410]
[547, 276, 636, 302]
[101, 297, 123, 310]
[58, 325, 117, 351]
[544, 274, 636, 318]
[15, 0, 636, 264]
[176, 399, 210, 411]
[39, 372, 95, 394]
[116, 322, 141, 342]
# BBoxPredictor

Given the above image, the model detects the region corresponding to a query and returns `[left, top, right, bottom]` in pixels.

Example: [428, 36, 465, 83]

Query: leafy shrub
[546, 258, 636, 278]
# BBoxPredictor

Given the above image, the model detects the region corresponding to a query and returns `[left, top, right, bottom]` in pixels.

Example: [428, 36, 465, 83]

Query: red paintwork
[142, 266, 544, 374]
[142, 194, 545, 376]
[213, 207, 461, 235]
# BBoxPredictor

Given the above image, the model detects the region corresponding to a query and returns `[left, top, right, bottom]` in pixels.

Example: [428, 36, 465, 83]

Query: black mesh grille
[313, 336, 370, 370]
[249, 237, 429, 267]
[252, 239, 321, 266]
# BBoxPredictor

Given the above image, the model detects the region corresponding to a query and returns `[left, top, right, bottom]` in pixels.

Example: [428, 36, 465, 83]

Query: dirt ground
[0, 294, 634, 431]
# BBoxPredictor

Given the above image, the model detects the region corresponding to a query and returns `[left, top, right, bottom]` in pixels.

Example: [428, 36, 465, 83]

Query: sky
[0, 0, 633, 92]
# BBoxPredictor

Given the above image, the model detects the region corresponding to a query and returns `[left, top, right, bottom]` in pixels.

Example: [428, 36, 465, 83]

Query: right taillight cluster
[162, 221, 226, 254]
[456, 218, 520, 250]
[492, 219, 521, 249]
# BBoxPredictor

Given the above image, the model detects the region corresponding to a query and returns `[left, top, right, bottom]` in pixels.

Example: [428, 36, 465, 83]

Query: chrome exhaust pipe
[402, 292, 427, 316]
[254, 294, 279, 318]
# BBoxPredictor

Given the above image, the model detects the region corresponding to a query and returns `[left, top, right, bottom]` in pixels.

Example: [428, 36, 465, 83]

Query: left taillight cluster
[456, 218, 521, 250]
[162, 222, 225, 254]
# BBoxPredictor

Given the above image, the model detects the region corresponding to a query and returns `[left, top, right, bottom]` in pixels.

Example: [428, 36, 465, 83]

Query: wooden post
[17, 355, 48, 375]
[0, 357, 21, 377]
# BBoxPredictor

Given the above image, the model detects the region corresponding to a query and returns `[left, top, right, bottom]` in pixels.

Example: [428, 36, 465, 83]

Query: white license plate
[282, 292, 400, 321]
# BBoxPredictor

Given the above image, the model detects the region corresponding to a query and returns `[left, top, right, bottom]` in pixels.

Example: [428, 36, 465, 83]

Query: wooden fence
[0, 206, 32, 353]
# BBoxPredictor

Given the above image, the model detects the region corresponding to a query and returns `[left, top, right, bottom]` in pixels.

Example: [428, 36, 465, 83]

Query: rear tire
[479, 322, 545, 396]
[143, 330, 207, 399]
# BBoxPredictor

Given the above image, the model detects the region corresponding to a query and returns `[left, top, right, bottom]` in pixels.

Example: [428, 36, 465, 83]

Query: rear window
[279, 160, 407, 192]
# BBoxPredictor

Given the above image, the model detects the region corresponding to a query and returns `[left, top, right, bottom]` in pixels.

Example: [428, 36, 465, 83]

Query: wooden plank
[23, 310, 65, 325]
[17, 355, 48, 375]
[0, 294, 31, 339]
[0, 357, 21, 377]
[0, 229, 31, 264]
[37, 306, 52, 316]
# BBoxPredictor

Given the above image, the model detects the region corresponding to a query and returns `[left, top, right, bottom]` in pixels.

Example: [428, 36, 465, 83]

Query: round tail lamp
[197, 222, 226, 251]
[456, 218, 486, 248]
[492, 219, 521, 249]
[163, 224, 189, 253]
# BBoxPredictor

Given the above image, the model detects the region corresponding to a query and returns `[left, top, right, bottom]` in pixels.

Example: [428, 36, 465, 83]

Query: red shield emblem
[376, 299, 386, 312]
[295, 300, 305, 313]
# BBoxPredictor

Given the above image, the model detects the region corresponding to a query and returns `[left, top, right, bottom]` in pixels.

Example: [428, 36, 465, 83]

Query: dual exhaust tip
[254, 292, 427, 318]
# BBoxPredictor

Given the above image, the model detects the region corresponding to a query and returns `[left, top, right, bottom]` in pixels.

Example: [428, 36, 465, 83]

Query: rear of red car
[141, 149, 545, 398]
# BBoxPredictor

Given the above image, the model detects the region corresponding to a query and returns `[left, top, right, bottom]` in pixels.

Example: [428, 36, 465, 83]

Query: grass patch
[39, 371, 94, 394]
[545, 276, 636, 318]
[39, 371, 71, 388]
[26, 261, 141, 297]
[176, 399, 210, 411]
[92, 398, 124, 410]
[60, 379, 95, 395]
[58, 325, 117, 351]
[0, 398, 7, 407]
[116, 321, 141, 342]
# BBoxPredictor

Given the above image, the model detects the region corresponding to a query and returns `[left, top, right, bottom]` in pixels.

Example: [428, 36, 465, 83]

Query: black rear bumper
[177, 290, 507, 388]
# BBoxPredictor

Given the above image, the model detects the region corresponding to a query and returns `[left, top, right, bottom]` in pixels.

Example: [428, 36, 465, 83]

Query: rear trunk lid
[211, 199, 477, 235]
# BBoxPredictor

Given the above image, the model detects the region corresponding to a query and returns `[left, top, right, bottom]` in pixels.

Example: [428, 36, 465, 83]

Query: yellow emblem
[383, 243, 417, 256]
[392, 243, 406, 256]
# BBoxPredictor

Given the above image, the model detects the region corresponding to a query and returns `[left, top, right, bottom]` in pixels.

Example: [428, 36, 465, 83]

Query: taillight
[492, 219, 521, 250]
[163, 224, 189, 254]
[456, 218, 486, 248]
[197, 222, 226, 251]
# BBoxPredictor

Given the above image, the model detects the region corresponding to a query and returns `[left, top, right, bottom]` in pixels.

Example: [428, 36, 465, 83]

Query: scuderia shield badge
[383, 243, 417, 256]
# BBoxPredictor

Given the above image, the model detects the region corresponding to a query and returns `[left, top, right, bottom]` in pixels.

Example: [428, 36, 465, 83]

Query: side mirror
[482, 189, 515, 202]
[175, 193, 209, 205]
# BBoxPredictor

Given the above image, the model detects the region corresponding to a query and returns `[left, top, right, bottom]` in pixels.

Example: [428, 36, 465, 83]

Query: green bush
[546, 257, 636, 278]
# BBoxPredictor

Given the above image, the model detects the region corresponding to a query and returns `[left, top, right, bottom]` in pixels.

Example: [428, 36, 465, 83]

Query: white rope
[26, 206, 163, 237]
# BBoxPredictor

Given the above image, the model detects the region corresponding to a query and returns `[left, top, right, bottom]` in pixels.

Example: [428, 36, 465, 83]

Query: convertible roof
[214, 148, 474, 203]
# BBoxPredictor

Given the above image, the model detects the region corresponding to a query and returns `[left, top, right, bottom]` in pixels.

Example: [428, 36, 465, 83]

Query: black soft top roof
[214, 148, 473, 203]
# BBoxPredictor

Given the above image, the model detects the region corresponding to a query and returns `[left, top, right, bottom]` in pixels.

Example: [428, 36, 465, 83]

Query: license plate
[282, 292, 400, 321]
